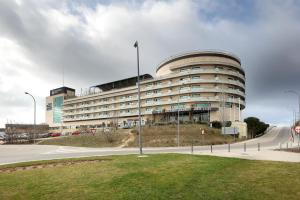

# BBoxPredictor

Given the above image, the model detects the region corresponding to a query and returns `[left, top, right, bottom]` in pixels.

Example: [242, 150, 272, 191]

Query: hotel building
[46, 51, 246, 131]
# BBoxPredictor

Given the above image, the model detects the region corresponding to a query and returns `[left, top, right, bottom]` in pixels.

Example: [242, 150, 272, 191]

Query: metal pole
[244, 143, 246, 152]
[25, 92, 36, 143]
[238, 97, 241, 121]
[191, 139, 194, 154]
[210, 144, 213, 153]
[134, 41, 142, 155]
[222, 84, 225, 133]
[279, 143, 282, 151]
[298, 134, 300, 150]
[228, 143, 230, 152]
[177, 86, 180, 147]
[233, 97, 235, 121]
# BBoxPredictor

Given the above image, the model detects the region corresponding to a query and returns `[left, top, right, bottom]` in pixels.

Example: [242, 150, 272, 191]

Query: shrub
[211, 121, 222, 129]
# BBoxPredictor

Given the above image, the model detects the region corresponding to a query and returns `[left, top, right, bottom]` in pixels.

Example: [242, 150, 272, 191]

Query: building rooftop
[50, 87, 75, 96]
[92, 74, 153, 92]
[156, 50, 241, 72]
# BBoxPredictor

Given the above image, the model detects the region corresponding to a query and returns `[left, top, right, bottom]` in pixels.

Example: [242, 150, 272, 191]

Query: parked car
[18, 133, 30, 139]
[39, 133, 51, 138]
[122, 124, 131, 129]
[72, 131, 81, 136]
[51, 133, 61, 137]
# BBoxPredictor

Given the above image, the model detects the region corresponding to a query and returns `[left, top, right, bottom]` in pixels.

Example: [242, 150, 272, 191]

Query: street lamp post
[285, 90, 300, 120]
[134, 41, 142, 155]
[177, 92, 180, 147]
[25, 92, 36, 143]
[177, 83, 184, 147]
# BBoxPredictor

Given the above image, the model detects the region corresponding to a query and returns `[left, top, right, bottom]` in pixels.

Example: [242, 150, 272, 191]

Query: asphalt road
[0, 126, 297, 165]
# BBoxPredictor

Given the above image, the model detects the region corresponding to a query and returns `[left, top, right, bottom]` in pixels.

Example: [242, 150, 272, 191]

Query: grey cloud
[0, 0, 300, 126]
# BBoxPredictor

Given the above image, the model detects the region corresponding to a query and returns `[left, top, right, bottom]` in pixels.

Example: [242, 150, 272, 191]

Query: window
[180, 86, 190, 90]
[180, 68, 189, 72]
[146, 83, 153, 88]
[146, 91, 152, 96]
[180, 95, 189, 99]
[154, 98, 161, 102]
[192, 76, 200, 79]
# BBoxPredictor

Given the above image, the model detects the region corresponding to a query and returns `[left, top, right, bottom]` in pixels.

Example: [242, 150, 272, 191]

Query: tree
[211, 121, 222, 129]
[244, 117, 269, 138]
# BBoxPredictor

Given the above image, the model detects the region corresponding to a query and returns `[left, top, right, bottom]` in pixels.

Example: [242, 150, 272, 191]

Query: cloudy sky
[0, 0, 300, 127]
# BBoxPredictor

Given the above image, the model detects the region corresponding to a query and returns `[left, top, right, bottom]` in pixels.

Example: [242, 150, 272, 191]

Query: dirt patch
[118, 131, 136, 148]
[0, 159, 110, 173]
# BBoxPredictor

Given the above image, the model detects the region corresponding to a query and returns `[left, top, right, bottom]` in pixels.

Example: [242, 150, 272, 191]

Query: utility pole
[134, 41, 143, 155]
[177, 84, 180, 147]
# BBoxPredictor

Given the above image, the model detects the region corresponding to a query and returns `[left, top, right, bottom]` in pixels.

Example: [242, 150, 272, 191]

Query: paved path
[0, 126, 299, 165]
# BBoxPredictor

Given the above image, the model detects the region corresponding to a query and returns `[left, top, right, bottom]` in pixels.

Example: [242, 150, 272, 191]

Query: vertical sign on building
[53, 96, 63, 123]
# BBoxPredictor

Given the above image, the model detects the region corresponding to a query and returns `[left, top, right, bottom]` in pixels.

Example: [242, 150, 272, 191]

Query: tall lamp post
[177, 83, 184, 147]
[177, 87, 180, 147]
[25, 92, 36, 143]
[285, 90, 300, 121]
[134, 41, 142, 155]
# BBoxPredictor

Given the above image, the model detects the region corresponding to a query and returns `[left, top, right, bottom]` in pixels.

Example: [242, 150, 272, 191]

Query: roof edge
[156, 50, 241, 73]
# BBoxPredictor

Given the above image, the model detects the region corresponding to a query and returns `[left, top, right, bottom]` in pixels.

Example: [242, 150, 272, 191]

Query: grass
[38, 129, 129, 147]
[129, 124, 240, 147]
[0, 154, 299, 200]
[39, 124, 239, 148]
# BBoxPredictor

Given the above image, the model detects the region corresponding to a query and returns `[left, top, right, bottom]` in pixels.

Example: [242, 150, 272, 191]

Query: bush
[225, 121, 232, 127]
[211, 121, 222, 129]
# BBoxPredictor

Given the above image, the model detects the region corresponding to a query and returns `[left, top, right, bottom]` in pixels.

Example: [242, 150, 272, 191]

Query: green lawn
[0, 154, 299, 200]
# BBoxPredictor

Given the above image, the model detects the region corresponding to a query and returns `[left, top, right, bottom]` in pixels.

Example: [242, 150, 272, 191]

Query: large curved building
[46, 51, 246, 131]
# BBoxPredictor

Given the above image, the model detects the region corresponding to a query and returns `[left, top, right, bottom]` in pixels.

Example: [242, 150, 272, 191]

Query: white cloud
[0, 0, 300, 127]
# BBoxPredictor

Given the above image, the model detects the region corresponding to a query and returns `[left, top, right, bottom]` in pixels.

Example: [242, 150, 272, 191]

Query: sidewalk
[193, 148, 300, 163]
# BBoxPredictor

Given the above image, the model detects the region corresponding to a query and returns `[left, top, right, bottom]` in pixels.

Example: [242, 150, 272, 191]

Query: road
[0, 126, 299, 165]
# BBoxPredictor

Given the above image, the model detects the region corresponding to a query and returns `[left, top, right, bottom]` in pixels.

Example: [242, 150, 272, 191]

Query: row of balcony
[142, 68, 245, 86]
[62, 96, 245, 117]
[62, 87, 245, 111]
[63, 69, 245, 109]
[141, 77, 245, 92]
[62, 103, 235, 122]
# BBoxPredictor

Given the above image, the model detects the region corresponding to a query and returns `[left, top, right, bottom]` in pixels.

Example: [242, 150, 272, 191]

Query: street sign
[90, 128, 96, 136]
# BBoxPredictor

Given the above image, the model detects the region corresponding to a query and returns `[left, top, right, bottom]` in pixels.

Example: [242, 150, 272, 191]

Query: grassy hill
[39, 124, 240, 148]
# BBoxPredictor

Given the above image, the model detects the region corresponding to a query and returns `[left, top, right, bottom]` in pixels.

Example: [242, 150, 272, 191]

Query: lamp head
[25, 92, 28, 94]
